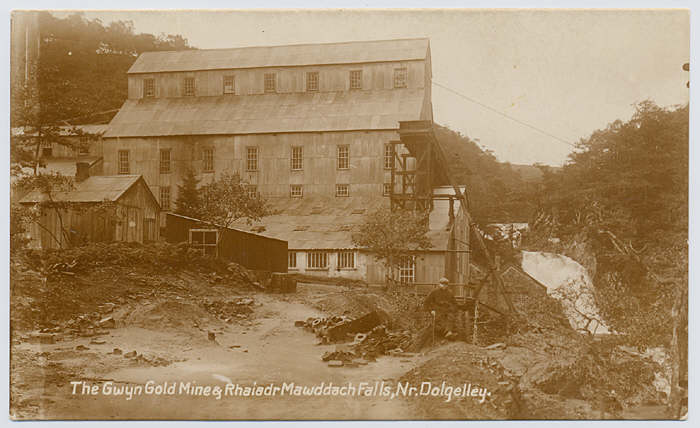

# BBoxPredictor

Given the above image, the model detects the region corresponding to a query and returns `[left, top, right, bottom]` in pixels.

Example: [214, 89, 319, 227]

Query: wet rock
[294, 320, 306, 327]
[208, 331, 216, 341]
[90, 339, 106, 345]
[112, 348, 122, 355]
[76, 345, 89, 351]
[124, 351, 137, 358]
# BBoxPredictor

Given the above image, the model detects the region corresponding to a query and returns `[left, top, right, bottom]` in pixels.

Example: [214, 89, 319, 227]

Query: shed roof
[104, 88, 426, 138]
[20, 175, 153, 204]
[232, 190, 460, 251]
[128, 38, 429, 74]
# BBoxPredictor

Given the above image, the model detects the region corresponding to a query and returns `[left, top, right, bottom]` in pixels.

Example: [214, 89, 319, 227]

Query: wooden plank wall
[128, 60, 426, 99]
[103, 130, 398, 202]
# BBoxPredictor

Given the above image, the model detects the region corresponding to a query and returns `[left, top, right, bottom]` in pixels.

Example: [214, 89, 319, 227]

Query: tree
[12, 173, 117, 250]
[174, 169, 202, 218]
[352, 207, 432, 284]
[11, 12, 194, 127]
[523, 101, 688, 417]
[199, 172, 270, 228]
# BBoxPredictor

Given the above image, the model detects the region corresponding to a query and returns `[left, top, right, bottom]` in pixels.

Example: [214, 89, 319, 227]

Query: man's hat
[439, 277, 449, 285]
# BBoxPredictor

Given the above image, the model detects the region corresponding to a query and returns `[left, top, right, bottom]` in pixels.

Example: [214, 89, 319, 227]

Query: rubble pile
[351, 325, 413, 361]
[10, 242, 258, 331]
[202, 297, 256, 323]
[297, 310, 414, 364]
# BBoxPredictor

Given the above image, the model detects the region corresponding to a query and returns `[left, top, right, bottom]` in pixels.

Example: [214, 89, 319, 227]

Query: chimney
[75, 162, 90, 182]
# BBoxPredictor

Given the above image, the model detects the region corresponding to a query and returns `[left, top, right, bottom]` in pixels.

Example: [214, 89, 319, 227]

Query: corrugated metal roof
[11, 124, 108, 137]
[232, 192, 457, 251]
[20, 175, 144, 204]
[128, 38, 429, 74]
[104, 88, 425, 137]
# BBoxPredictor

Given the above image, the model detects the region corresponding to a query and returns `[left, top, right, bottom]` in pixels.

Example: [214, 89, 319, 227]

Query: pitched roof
[104, 88, 426, 137]
[20, 175, 150, 204]
[11, 124, 108, 137]
[128, 38, 429, 74]
[232, 190, 460, 251]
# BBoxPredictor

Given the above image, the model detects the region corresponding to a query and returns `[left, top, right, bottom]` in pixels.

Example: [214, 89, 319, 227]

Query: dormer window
[223, 75, 235, 94]
[264, 73, 276, 93]
[143, 78, 155, 98]
[183, 77, 195, 96]
[306, 72, 319, 92]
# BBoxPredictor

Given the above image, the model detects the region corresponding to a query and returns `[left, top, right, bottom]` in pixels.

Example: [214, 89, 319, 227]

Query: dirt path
[12, 284, 427, 420]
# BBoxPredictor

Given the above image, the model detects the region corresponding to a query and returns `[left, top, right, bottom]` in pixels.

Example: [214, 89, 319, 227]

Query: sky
[54, 9, 690, 166]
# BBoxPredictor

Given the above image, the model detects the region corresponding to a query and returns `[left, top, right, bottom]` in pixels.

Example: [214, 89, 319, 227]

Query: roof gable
[128, 38, 429, 74]
[19, 175, 155, 205]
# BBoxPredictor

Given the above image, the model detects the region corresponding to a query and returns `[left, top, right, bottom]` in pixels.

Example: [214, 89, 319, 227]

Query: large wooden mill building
[103, 38, 470, 285]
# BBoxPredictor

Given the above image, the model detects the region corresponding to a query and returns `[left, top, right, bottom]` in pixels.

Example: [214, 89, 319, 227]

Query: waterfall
[521, 251, 610, 335]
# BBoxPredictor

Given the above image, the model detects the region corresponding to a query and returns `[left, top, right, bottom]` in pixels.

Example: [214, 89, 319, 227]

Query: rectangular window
[384, 143, 394, 169]
[399, 255, 416, 283]
[383, 183, 392, 196]
[337, 145, 349, 170]
[290, 184, 303, 198]
[307, 251, 328, 269]
[223, 75, 235, 94]
[118, 150, 130, 174]
[264, 73, 276, 93]
[246, 185, 258, 198]
[189, 229, 218, 256]
[246, 147, 258, 171]
[183, 77, 195, 96]
[160, 186, 170, 210]
[288, 251, 297, 269]
[350, 70, 362, 89]
[291, 146, 303, 171]
[143, 78, 155, 98]
[159, 149, 171, 174]
[203, 148, 214, 172]
[336, 184, 349, 197]
[393, 68, 407, 88]
[78, 136, 90, 155]
[338, 251, 355, 269]
[306, 72, 319, 92]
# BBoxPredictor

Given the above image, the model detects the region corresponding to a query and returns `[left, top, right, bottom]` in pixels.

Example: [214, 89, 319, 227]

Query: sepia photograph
[8, 7, 690, 421]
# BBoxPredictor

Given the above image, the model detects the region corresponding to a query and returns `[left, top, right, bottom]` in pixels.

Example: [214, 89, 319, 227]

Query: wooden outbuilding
[19, 174, 160, 249]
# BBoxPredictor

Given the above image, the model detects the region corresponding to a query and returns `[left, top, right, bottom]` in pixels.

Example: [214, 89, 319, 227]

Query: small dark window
[350, 70, 362, 90]
[264, 73, 276, 93]
[143, 78, 155, 98]
[160, 149, 171, 174]
[223, 75, 235, 94]
[203, 148, 214, 172]
[306, 72, 319, 92]
[393, 68, 407, 88]
[160, 186, 170, 210]
[118, 150, 130, 174]
[183, 77, 195, 96]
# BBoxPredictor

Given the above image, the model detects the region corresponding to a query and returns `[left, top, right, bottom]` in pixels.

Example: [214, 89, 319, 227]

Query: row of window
[142, 68, 409, 98]
[288, 250, 356, 270]
[119, 144, 396, 176]
[287, 251, 415, 282]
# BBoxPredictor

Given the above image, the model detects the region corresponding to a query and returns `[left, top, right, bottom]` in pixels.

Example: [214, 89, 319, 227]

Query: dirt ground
[11, 281, 440, 420]
[9, 243, 670, 420]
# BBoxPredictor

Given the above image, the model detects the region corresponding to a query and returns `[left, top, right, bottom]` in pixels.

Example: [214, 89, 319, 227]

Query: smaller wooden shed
[20, 175, 160, 249]
[164, 213, 288, 273]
